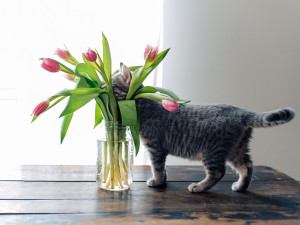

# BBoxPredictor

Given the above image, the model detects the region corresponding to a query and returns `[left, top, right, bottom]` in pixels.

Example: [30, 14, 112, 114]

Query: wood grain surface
[0, 165, 299, 225]
[20, 165, 292, 182]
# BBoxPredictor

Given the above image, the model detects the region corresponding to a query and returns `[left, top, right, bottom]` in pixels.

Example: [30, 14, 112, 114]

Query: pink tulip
[162, 99, 179, 112]
[144, 44, 158, 62]
[84, 48, 97, 62]
[32, 100, 50, 116]
[144, 45, 152, 59]
[41, 58, 61, 73]
[55, 48, 71, 60]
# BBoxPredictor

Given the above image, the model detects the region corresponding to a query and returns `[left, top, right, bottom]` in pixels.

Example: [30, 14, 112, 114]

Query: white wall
[163, 0, 300, 180]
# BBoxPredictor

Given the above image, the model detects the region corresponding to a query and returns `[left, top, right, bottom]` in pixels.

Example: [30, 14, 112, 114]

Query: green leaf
[133, 86, 190, 105]
[61, 113, 73, 143]
[69, 88, 106, 96]
[130, 107, 141, 156]
[55, 88, 105, 97]
[31, 115, 38, 123]
[126, 67, 143, 99]
[118, 100, 137, 126]
[94, 49, 108, 82]
[95, 49, 104, 69]
[40, 58, 75, 75]
[59, 94, 95, 117]
[75, 63, 103, 86]
[148, 86, 179, 100]
[82, 77, 99, 88]
[134, 86, 158, 95]
[112, 66, 143, 76]
[174, 99, 191, 105]
[98, 93, 113, 121]
[54, 89, 71, 97]
[102, 33, 112, 81]
[94, 101, 103, 128]
[59, 78, 95, 117]
[133, 92, 174, 102]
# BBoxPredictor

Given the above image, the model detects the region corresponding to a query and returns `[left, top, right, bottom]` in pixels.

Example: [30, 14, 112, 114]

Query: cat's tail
[245, 107, 295, 128]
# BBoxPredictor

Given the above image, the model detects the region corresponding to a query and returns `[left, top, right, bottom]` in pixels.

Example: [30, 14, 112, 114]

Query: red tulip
[41, 58, 61, 73]
[55, 48, 71, 60]
[144, 44, 158, 62]
[84, 48, 97, 62]
[162, 99, 179, 112]
[32, 100, 50, 116]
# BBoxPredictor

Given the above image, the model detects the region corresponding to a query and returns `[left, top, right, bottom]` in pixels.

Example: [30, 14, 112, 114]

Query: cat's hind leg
[230, 161, 253, 192]
[188, 158, 226, 192]
[228, 128, 253, 192]
[147, 149, 167, 187]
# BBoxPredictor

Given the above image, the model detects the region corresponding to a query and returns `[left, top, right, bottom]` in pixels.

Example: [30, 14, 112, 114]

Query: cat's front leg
[147, 150, 167, 187]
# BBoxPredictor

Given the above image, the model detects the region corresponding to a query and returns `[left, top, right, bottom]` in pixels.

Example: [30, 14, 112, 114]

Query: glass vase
[96, 122, 134, 191]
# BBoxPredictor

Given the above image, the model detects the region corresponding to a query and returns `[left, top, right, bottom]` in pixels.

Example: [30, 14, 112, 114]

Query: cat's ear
[120, 62, 132, 85]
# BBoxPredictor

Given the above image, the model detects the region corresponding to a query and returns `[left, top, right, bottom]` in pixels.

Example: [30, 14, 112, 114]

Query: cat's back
[173, 103, 243, 121]
[162, 103, 246, 158]
[163, 103, 245, 142]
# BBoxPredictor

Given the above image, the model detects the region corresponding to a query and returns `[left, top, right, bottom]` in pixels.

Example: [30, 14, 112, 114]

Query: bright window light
[0, 0, 162, 166]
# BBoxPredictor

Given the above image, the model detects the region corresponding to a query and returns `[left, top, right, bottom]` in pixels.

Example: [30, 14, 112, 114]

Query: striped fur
[244, 108, 295, 128]
[110, 64, 295, 193]
[136, 100, 295, 192]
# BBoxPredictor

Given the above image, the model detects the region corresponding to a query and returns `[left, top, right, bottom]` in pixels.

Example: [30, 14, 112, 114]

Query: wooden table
[0, 165, 299, 224]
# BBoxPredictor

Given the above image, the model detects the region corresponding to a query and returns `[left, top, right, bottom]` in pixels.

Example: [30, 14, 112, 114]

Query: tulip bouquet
[32, 33, 189, 190]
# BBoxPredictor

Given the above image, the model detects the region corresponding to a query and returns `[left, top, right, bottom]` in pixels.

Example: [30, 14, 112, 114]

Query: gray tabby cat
[111, 64, 295, 192]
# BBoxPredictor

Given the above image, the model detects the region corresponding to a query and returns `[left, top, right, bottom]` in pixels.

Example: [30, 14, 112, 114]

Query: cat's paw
[231, 182, 247, 192]
[188, 183, 207, 192]
[146, 178, 165, 187]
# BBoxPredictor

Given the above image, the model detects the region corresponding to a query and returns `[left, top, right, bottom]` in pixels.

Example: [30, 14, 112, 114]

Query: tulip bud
[144, 44, 158, 62]
[55, 48, 71, 60]
[162, 99, 179, 112]
[65, 74, 76, 81]
[32, 100, 50, 116]
[144, 45, 151, 59]
[84, 48, 97, 62]
[41, 58, 61, 73]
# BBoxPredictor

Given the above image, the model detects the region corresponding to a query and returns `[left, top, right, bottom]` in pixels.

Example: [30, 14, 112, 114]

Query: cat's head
[102, 63, 133, 100]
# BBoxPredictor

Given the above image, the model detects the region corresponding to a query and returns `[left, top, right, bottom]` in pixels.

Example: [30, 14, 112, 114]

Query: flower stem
[47, 96, 67, 111]
[124, 140, 129, 186]
[105, 125, 115, 189]
[103, 141, 108, 183]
